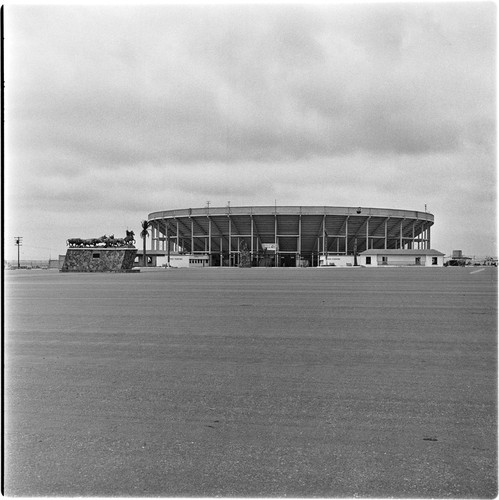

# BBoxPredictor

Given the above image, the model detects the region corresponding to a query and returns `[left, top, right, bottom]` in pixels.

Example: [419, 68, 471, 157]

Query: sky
[4, 2, 497, 261]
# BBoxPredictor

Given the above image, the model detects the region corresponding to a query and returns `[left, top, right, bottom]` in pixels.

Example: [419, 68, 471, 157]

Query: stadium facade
[146, 206, 435, 267]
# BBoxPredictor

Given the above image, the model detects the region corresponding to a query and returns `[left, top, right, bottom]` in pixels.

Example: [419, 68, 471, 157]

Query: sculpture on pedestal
[66, 230, 135, 248]
[62, 230, 138, 272]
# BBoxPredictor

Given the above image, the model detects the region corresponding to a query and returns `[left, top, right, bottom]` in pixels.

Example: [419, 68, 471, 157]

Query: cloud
[4, 3, 496, 259]
[8, 4, 495, 165]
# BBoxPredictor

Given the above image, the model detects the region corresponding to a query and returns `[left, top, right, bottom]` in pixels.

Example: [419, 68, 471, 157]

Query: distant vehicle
[444, 259, 466, 267]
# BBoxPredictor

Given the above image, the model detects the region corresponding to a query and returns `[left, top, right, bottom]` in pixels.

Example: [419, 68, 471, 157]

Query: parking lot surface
[4, 267, 497, 497]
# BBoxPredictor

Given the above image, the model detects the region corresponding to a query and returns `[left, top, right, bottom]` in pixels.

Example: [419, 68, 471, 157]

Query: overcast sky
[4, 2, 496, 260]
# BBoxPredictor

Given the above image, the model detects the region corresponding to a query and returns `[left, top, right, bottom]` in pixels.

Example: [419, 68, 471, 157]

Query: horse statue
[104, 232, 134, 248]
[124, 230, 135, 247]
[114, 238, 126, 247]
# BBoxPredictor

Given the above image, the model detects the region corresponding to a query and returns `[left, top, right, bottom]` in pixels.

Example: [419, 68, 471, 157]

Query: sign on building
[261, 243, 278, 252]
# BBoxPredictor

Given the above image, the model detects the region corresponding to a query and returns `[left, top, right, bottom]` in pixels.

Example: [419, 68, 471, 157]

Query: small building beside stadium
[168, 254, 210, 268]
[142, 205, 442, 268]
[359, 249, 445, 267]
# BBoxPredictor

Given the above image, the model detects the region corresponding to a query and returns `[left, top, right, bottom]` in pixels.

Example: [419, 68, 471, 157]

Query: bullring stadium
[144, 205, 437, 267]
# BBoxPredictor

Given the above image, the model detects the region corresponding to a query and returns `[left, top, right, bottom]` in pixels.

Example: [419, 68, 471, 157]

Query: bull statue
[67, 238, 84, 247]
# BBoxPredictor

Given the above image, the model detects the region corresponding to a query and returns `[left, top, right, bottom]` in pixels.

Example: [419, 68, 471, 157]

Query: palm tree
[140, 220, 151, 267]
[165, 223, 171, 266]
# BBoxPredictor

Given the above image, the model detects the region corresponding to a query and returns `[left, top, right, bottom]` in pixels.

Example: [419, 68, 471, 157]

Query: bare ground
[4, 267, 497, 497]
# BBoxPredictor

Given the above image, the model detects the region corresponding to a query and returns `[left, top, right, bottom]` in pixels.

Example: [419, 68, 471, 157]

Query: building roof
[359, 249, 445, 256]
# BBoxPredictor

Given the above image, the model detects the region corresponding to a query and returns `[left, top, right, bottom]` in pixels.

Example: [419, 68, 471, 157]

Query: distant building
[445, 250, 472, 266]
[48, 255, 65, 269]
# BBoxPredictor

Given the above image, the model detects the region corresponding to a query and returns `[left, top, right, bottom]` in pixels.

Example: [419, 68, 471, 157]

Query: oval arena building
[146, 206, 435, 267]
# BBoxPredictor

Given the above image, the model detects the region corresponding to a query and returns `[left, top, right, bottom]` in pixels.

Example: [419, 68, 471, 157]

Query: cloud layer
[5, 4, 496, 259]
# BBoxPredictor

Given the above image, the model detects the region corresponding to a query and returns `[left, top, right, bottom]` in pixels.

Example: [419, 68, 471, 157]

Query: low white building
[319, 255, 355, 267]
[358, 249, 445, 267]
[168, 254, 209, 268]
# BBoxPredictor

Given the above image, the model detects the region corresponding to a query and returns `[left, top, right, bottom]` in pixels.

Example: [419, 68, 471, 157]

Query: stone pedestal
[61, 248, 138, 272]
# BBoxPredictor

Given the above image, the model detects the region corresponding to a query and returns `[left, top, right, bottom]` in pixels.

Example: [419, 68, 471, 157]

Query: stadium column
[427, 225, 431, 249]
[298, 215, 302, 267]
[251, 215, 254, 264]
[274, 214, 277, 267]
[191, 218, 194, 255]
[322, 214, 326, 260]
[400, 220, 403, 249]
[208, 218, 212, 266]
[366, 217, 369, 251]
[384, 219, 388, 249]
[412, 222, 415, 250]
[345, 217, 349, 255]
[167, 223, 170, 263]
[176, 220, 179, 252]
[167, 224, 171, 263]
[229, 216, 232, 267]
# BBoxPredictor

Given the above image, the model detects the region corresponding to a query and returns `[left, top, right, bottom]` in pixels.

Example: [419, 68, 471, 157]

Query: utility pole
[14, 237, 22, 269]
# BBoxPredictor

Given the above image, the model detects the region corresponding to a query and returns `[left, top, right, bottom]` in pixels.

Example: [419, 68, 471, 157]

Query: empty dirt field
[4, 266, 497, 497]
